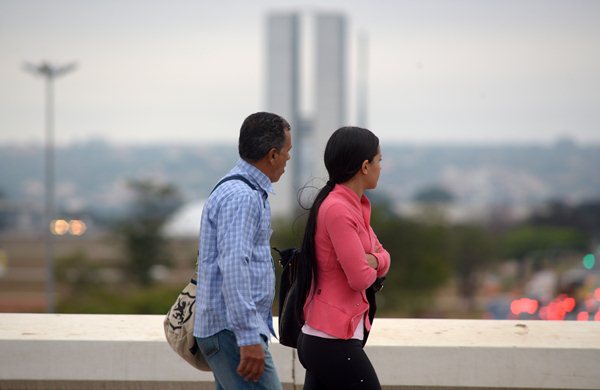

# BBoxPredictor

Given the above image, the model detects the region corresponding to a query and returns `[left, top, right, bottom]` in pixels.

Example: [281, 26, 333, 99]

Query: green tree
[55, 251, 100, 292]
[0, 188, 10, 231]
[530, 199, 600, 241]
[412, 185, 454, 224]
[413, 185, 454, 204]
[371, 205, 452, 317]
[116, 179, 182, 286]
[502, 225, 587, 259]
[501, 225, 587, 284]
[447, 225, 496, 311]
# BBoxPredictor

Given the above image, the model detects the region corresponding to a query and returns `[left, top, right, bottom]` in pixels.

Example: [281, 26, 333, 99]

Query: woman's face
[366, 148, 382, 189]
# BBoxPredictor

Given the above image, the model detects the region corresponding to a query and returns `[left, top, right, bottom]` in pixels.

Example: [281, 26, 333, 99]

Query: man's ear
[268, 148, 278, 164]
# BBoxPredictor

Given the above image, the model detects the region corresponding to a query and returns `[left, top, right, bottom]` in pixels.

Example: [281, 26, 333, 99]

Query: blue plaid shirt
[193, 159, 276, 346]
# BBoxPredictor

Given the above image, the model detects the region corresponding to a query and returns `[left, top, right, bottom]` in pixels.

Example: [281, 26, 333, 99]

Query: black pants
[297, 332, 381, 390]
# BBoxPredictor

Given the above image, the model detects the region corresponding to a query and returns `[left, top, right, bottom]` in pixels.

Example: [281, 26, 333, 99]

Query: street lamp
[23, 61, 77, 313]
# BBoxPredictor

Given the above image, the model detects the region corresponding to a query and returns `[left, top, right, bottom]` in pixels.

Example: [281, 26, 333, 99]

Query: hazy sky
[1, 0, 599, 146]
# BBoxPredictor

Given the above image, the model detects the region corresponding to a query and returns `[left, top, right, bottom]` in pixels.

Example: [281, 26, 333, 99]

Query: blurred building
[266, 11, 349, 216]
[312, 13, 347, 180]
[266, 13, 301, 216]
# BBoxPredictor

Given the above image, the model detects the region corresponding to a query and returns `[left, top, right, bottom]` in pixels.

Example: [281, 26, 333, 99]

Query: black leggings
[297, 332, 381, 390]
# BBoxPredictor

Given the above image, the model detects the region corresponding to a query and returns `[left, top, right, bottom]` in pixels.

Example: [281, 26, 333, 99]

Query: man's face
[270, 129, 292, 183]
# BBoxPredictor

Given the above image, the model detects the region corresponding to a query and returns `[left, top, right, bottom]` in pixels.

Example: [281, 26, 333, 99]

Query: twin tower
[266, 12, 367, 216]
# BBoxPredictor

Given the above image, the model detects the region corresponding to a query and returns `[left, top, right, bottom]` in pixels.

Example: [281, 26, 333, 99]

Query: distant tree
[412, 185, 455, 224]
[368, 191, 398, 224]
[501, 225, 587, 284]
[0, 189, 8, 230]
[116, 180, 183, 286]
[55, 251, 100, 292]
[413, 185, 454, 204]
[502, 225, 587, 260]
[447, 225, 496, 311]
[371, 206, 452, 317]
[271, 213, 306, 251]
[529, 199, 600, 242]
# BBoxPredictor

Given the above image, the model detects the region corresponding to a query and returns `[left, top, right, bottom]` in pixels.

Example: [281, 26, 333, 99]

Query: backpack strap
[210, 174, 257, 194]
[210, 174, 266, 208]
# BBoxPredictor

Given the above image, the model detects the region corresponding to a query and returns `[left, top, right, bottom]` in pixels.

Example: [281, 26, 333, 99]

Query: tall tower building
[356, 32, 368, 129]
[312, 13, 347, 180]
[266, 11, 348, 215]
[266, 12, 301, 216]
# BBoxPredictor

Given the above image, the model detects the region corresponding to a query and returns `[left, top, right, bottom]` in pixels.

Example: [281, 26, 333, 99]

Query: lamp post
[23, 61, 76, 313]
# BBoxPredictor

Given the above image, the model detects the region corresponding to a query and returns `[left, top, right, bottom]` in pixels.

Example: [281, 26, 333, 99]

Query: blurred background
[1, 0, 599, 320]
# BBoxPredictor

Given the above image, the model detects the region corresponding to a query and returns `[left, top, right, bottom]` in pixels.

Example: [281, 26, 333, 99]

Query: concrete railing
[0, 314, 599, 390]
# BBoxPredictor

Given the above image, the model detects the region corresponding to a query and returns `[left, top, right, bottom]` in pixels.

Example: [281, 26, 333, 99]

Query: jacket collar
[331, 184, 371, 221]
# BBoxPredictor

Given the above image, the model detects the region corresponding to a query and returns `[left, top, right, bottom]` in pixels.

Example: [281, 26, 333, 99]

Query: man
[194, 112, 292, 389]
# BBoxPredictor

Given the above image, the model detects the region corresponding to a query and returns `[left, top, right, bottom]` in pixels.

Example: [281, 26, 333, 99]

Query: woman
[295, 126, 391, 389]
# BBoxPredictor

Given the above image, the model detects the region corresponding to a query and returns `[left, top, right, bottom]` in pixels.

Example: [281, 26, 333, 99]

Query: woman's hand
[366, 253, 379, 269]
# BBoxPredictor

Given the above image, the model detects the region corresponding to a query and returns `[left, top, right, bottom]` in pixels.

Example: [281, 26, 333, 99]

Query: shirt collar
[235, 159, 274, 194]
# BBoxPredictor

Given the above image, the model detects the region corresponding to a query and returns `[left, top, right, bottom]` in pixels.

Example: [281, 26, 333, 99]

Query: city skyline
[1, 0, 599, 146]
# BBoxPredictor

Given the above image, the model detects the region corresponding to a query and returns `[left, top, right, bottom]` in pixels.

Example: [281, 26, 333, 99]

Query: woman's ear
[361, 160, 369, 174]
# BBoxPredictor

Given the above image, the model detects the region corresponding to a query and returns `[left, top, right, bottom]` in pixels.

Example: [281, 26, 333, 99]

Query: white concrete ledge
[0, 314, 599, 389]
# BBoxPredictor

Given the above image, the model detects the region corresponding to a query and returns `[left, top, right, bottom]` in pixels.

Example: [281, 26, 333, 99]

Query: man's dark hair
[238, 112, 290, 162]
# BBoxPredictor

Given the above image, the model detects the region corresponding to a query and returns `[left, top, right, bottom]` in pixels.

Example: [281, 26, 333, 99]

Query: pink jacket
[303, 184, 391, 339]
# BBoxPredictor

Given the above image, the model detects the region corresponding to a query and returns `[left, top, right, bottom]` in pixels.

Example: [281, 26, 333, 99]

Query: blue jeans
[196, 330, 282, 390]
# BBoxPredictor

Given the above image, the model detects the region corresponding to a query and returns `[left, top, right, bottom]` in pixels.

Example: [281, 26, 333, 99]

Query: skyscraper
[313, 13, 347, 179]
[266, 13, 300, 216]
[266, 13, 300, 126]
[266, 11, 348, 216]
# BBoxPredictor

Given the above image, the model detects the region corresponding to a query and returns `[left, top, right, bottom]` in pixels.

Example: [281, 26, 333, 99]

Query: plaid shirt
[193, 159, 276, 346]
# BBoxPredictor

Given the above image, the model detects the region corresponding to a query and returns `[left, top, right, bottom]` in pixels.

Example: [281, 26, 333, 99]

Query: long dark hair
[294, 126, 380, 322]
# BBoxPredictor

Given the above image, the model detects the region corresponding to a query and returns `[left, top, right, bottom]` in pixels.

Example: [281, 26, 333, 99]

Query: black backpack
[273, 247, 385, 348]
[273, 247, 302, 348]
